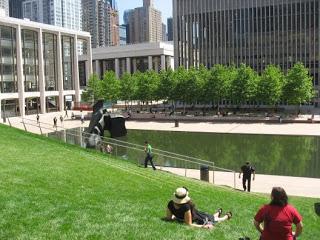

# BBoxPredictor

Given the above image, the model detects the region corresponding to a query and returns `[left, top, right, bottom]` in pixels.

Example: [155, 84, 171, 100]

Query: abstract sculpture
[84, 100, 127, 148]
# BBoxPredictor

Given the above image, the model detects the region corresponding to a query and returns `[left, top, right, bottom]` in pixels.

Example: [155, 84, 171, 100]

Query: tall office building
[21, 0, 82, 31]
[22, 0, 44, 22]
[9, 0, 23, 18]
[82, 0, 119, 48]
[173, 0, 320, 105]
[126, 0, 162, 43]
[162, 23, 167, 41]
[119, 24, 127, 45]
[0, 0, 9, 16]
[167, 17, 173, 41]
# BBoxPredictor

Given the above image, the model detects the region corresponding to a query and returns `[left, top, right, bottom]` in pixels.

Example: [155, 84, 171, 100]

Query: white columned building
[91, 41, 174, 79]
[0, 16, 92, 118]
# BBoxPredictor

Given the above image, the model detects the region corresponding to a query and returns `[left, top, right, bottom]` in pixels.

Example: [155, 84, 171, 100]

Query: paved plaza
[1, 112, 320, 198]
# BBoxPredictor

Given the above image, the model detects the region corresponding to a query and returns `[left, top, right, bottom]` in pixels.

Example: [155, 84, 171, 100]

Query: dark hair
[144, 141, 148, 144]
[246, 161, 250, 165]
[270, 187, 288, 206]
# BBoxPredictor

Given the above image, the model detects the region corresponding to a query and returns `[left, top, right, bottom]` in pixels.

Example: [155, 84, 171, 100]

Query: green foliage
[283, 63, 315, 105]
[134, 70, 159, 103]
[100, 71, 120, 102]
[205, 64, 234, 104]
[156, 69, 176, 101]
[81, 74, 102, 103]
[258, 65, 285, 105]
[231, 64, 260, 104]
[119, 72, 137, 102]
[86, 63, 315, 107]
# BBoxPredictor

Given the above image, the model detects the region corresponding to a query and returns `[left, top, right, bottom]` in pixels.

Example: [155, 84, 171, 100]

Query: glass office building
[173, 0, 320, 105]
[0, 16, 92, 118]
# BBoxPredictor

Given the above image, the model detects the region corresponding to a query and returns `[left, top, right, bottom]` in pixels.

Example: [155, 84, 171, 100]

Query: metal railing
[12, 117, 237, 189]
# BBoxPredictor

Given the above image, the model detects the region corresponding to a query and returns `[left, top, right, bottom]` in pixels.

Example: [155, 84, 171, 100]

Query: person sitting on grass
[165, 187, 232, 229]
[254, 187, 303, 240]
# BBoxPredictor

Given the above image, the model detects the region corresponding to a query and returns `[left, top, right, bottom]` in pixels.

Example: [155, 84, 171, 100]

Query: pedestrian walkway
[161, 167, 320, 198]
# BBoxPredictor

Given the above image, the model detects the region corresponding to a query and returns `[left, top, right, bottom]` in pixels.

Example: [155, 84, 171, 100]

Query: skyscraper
[82, 0, 119, 48]
[0, 0, 9, 16]
[174, 0, 320, 105]
[9, 0, 23, 18]
[167, 17, 173, 41]
[162, 23, 167, 41]
[119, 24, 127, 45]
[126, 0, 162, 44]
[21, 0, 82, 31]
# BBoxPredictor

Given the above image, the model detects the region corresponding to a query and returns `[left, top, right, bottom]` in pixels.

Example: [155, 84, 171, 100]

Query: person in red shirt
[254, 187, 303, 240]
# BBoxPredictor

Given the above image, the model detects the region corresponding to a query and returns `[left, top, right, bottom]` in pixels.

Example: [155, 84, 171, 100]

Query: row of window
[0, 25, 78, 94]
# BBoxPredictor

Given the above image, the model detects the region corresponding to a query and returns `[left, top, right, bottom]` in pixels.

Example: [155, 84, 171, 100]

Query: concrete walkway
[1, 113, 320, 198]
[161, 167, 320, 198]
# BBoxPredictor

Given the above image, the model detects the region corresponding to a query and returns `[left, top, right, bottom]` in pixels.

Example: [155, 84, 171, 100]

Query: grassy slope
[0, 124, 319, 240]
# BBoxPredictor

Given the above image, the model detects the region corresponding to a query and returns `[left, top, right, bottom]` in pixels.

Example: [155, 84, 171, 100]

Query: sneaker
[217, 208, 223, 217]
[226, 211, 232, 220]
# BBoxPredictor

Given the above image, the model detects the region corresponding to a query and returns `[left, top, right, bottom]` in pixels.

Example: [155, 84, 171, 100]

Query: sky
[117, 0, 173, 25]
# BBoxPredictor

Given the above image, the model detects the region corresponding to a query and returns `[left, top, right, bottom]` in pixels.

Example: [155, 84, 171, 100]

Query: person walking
[254, 187, 303, 240]
[60, 115, 64, 126]
[53, 117, 57, 129]
[239, 161, 255, 192]
[144, 141, 156, 170]
[80, 110, 85, 124]
[64, 106, 68, 118]
[36, 114, 40, 124]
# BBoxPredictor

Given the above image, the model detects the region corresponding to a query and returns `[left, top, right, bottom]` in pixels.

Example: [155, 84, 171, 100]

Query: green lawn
[0, 124, 319, 240]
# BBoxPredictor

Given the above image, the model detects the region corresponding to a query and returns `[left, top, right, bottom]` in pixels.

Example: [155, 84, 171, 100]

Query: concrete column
[16, 25, 25, 117]
[161, 54, 166, 70]
[86, 37, 93, 84]
[38, 28, 46, 114]
[154, 57, 159, 73]
[132, 58, 137, 73]
[94, 60, 101, 78]
[148, 56, 153, 70]
[126, 57, 131, 73]
[57, 32, 64, 111]
[102, 60, 107, 75]
[73, 35, 80, 103]
[115, 58, 120, 78]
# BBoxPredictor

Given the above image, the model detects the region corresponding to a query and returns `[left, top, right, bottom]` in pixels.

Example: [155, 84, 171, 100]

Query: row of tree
[82, 63, 315, 108]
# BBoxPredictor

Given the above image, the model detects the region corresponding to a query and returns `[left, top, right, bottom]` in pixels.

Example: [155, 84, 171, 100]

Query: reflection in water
[48, 128, 320, 178]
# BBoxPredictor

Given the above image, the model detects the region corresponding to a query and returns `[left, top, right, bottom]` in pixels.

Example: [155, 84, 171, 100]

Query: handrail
[21, 117, 216, 166]
[19, 117, 237, 188]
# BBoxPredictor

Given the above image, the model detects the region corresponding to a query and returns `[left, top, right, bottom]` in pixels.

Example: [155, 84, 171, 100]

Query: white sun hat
[173, 187, 191, 204]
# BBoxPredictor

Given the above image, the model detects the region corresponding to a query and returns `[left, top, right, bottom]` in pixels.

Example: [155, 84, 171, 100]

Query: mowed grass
[0, 124, 319, 240]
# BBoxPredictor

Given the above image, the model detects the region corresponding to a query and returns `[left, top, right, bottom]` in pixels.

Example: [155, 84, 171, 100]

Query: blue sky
[117, 0, 173, 24]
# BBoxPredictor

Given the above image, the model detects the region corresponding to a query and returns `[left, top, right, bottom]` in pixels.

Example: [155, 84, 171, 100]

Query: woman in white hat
[165, 187, 232, 229]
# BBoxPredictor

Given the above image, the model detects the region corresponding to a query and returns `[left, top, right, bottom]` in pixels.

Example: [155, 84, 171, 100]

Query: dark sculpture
[315, 202, 320, 216]
[84, 100, 127, 148]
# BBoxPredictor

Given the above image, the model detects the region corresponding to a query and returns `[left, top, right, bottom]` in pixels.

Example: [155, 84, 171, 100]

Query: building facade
[91, 41, 174, 79]
[126, 0, 162, 44]
[119, 24, 127, 45]
[9, 0, 24, 19]
[167, 17, 173, 41]
[0, 16, 92, 118]
[0, 0, 9, 16]
[82, 0, 119, 48]
[21, 0, 82, 31]
[162, 23, 167, 41]
[173, 0, 320, 105]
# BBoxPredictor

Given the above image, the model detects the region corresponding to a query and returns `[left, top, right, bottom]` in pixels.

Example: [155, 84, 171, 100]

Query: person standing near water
[239, 161, 255, 192]
[144, 141, 156, 170]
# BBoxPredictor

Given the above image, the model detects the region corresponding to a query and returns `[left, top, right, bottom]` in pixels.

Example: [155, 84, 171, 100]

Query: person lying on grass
[165, 187, 232, 229]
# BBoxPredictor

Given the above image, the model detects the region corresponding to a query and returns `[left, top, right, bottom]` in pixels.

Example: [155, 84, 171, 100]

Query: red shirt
[254, 204, 302, 240]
